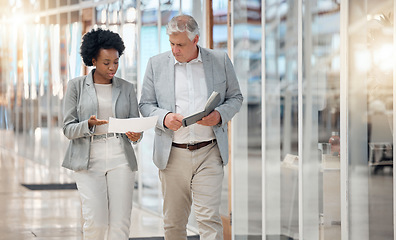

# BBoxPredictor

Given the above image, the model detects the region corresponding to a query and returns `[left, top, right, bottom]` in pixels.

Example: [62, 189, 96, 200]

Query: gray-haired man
[139, 14, 243, 240]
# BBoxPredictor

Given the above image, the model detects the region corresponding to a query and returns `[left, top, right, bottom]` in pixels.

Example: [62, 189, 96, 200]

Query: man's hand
[88, 115, 108, 128]
[197, 110, 221, 126]
[164, 113, 184, 131]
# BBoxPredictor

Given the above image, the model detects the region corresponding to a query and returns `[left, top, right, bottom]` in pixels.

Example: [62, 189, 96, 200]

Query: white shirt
[173, 48, 216, 144]
[94, 83, 113, 135]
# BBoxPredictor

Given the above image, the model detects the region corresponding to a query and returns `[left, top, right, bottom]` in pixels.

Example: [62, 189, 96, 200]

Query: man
[139, 14, 243, 240]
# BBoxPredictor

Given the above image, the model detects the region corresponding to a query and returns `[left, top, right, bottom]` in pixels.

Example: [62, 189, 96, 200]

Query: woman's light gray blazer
[62, 70, 139, 172]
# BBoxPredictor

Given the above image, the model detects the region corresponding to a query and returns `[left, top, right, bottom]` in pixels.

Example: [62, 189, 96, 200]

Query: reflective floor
[0, 147, 196, 240]
[0, 128, 393, 239]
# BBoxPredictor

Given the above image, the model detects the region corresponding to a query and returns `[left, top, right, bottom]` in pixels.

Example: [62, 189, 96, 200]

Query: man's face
[169, 31, 199, 63]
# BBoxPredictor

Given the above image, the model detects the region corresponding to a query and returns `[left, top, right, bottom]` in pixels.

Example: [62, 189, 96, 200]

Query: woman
[62, 28, 141, 240]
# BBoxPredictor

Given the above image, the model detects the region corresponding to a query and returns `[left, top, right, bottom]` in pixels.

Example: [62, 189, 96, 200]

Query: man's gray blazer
[139, 47, 243, 170]
[62, 70, 140, 172]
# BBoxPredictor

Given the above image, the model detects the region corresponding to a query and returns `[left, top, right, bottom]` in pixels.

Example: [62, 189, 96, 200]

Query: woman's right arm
[63, 80, 93, 140]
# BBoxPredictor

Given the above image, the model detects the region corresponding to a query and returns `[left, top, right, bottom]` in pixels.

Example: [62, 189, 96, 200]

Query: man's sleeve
[214, 53, 244, 126]
[139, 58, 170, 132]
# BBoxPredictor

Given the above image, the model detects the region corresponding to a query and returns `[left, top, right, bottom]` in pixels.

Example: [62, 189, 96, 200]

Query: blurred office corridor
[0, 130, 198, 239]
[1, 0, 396, 239]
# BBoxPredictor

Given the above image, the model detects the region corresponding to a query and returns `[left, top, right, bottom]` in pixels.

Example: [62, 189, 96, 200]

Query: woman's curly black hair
[80, 28, 125, 66]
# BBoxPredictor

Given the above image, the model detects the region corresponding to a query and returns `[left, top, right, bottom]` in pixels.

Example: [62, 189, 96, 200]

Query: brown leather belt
[172, 139, 216, 151]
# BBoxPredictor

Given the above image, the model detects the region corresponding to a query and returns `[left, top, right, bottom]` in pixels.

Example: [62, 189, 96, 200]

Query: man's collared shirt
[173, 48, 216, 144]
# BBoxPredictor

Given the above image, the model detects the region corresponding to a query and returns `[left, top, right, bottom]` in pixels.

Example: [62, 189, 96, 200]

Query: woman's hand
[126, 131, 142, 142]
[88, 115, 108, 128]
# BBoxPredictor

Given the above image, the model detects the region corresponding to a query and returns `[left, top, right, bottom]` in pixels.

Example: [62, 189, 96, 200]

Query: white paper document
[108, 116, 158, 133]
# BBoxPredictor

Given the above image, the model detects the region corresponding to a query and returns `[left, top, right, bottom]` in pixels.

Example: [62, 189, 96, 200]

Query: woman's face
[92, 48, 119, 83]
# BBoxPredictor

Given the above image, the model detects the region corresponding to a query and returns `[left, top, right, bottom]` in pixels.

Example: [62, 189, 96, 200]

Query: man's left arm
[198, 52, 243, 127]
[214, 53, 243, 126]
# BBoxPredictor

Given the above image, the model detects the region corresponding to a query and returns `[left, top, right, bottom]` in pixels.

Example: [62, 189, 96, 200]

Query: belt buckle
[186, 143, 198, 151]
[92, 133, 116, 141]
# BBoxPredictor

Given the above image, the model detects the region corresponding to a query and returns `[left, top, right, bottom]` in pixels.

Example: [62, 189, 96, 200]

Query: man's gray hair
[166, 15, 200, 41]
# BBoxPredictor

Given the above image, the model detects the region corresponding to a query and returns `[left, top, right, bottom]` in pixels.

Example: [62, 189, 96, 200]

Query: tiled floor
[0, 148, 196, 240]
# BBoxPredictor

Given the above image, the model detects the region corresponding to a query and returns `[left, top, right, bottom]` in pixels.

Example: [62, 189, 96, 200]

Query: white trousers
[159, 142, 224, 240]
[73, 136, 135, 240]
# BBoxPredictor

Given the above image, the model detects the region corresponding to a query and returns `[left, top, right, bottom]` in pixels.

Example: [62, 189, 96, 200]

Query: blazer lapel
[112, 78, 121, 117]
[85, 70, 98, 115]
[201, 48, 214, 96]
[168, 53, 176, 112]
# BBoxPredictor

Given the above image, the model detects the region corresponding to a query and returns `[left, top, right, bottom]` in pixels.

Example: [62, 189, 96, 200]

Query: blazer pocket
[155, 127, 162, 136]
[214, 79, 226, 86]
[213, 80, 226, 90]
[213, 79, 227, 85]
[213, 80, 226, 101]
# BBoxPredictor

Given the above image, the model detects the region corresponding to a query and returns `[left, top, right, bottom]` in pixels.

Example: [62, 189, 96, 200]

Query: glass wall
[302, 1, 341, 239]
[95, 4, 108, 29]
[212, 0, 231, 233]
[0, 1, 82, 185]
[232, 0, 262, 238]
[213, 0, 228, 52]
[263, 0, 299, 239]
[231, 0, 394, 239]
[348, 0, 394, 239]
